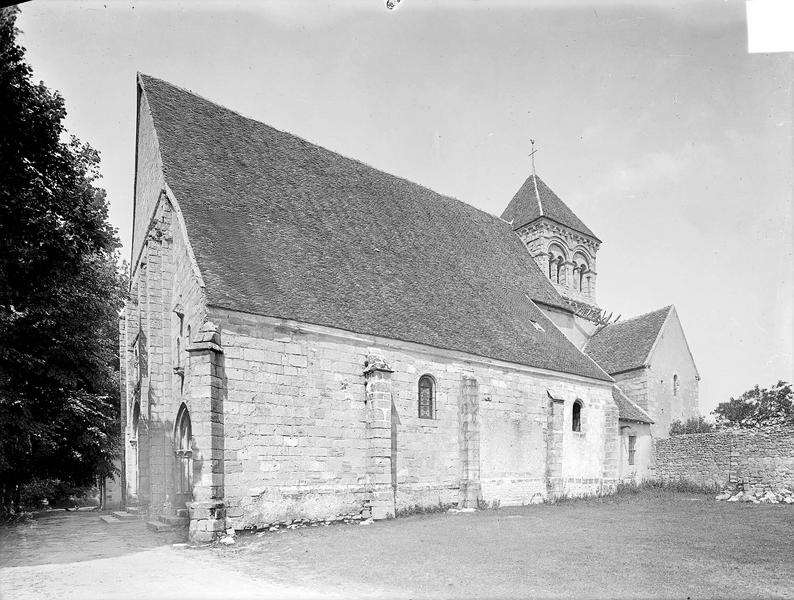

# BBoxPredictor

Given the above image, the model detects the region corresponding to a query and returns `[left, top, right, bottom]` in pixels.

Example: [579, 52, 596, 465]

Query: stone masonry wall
[655, 427, 794, 491]
[612, 370, 649, 412]
[209, 307, 618, 529]
[645, 310, 699, 439]
[517, 219, 600, 306]
[123, 89, 209, 517]
[123, 192, 209, 513]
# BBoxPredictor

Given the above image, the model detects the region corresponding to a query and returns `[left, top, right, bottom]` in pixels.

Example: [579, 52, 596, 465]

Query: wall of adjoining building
[541, 305, 601, 350]
[612, 370, 649, 413]
[654, 427, 794, 492]
[644, 313, 699, 439]
[617, 421, 653, 482]
[208, 308, 619, 529]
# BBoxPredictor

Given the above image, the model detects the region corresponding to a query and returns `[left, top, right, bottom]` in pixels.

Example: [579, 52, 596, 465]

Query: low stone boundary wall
[654, 427, 794, 492]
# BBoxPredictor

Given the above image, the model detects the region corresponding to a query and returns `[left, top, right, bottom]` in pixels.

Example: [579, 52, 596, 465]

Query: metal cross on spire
[528, 139, 538, 177]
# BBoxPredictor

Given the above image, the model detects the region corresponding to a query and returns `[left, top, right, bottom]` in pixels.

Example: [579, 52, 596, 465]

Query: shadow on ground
[0, 510, 185, 567]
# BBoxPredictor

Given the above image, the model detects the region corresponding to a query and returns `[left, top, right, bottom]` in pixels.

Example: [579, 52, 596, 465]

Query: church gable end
[642, 307, 700, 438]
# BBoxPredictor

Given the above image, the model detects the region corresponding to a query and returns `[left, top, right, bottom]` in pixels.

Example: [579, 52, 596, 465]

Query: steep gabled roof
[612, 385, 653, 424]
[137, 74, 611, 382]
[500, 174, 599, 241]
[584, 306, 673, 374]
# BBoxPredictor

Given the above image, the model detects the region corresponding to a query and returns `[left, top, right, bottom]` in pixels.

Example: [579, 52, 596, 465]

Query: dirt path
[0, 511, 346, 600]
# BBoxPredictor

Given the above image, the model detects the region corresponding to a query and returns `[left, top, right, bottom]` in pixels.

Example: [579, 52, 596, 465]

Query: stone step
[146, 520, 175, 533]
[101, 514, 142, 525]
[100, 515, 120, 525]
[112, 511, 139, 521]
[125, 506, 141, 514]
[158, 514, 189, 527]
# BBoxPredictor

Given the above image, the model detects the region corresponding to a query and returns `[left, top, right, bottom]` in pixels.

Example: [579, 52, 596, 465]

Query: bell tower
[501, 170, 601, 307]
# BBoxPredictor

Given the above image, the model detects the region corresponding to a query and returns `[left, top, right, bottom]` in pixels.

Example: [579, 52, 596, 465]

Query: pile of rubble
[215, 511, 374, 544]
[715, 487, 794, 504]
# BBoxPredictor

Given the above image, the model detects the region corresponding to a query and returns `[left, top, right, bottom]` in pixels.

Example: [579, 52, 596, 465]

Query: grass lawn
[213, 490, 794, 599]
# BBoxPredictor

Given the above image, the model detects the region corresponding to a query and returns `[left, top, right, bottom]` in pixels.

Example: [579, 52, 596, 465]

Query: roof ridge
[606, 304, 673, 328]
[137, 74, 612, 381]
[532, 174, 543, 216]
[138, 73, 510, 230]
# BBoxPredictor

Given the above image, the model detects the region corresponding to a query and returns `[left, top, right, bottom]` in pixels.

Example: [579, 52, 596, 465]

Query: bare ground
[1, 492, 792, 599]
[0, 511, 348, 599]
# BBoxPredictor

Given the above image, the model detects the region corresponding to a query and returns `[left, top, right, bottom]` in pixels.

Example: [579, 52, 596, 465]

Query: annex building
[120, 74, 699, 541]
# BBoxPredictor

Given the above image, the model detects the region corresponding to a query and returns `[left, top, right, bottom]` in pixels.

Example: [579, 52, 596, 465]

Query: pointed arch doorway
[174, 404, 193, 509]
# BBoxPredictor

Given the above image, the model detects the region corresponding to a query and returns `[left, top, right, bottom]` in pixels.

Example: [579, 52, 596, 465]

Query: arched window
[174, 404, 193, 496]
[573, 253, 590, 294]
[673, 374, 679, 397]
[572, 400, 582, 432]
[548, 244, 567, 285]
[418, 375, 435, 419]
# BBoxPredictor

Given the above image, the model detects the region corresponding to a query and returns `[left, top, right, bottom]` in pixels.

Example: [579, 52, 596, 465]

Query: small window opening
[628, 435, 637, 466]
[131, 402, 140, 441]
[418, 375, 435, 419]
[133, 340, 140, 383]
[572, 400, 582, 432]
[673, 374, 679, 397]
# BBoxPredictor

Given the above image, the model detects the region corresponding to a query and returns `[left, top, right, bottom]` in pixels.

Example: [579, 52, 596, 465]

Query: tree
[669, 415, 714, 436]
[0, 7, 126, 511]
[712, 381, 794, 429]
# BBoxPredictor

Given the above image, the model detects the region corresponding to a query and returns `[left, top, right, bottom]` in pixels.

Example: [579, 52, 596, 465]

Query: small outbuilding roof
[612, 385, 654, 424]
[137, 74, 612, 382]
[584, 306, 673, 375]
[500, 174, 600, 241]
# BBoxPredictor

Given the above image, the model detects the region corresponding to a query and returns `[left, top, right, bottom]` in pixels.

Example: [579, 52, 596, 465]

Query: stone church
[120, 74, 699, 541]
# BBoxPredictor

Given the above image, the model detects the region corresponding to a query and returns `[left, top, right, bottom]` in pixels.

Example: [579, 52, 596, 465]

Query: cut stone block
[146, 520, 174, 533]
[112, 511, 139, 521]
[158, 514, 189, 527]
[100, 515, 121, 525]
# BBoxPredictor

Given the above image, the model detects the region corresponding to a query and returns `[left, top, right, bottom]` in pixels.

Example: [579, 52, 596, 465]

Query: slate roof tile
[138, 74, 611, 382]
[500, 174, 599, 241]
[612, 385, 653, 424]
[584, 306, 673, 374]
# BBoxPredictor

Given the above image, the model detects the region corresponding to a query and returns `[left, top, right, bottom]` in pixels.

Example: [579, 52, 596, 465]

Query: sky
[16, 0, 793, 414]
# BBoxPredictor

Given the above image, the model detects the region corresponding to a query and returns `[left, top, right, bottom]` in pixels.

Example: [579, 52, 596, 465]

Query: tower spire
[529, 139, 538, 177]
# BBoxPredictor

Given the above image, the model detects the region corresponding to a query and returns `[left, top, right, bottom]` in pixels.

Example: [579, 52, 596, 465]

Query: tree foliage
[712, 381, 794, 429]
[0, 7, 126, 509]
[669, 415, 715, 436]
